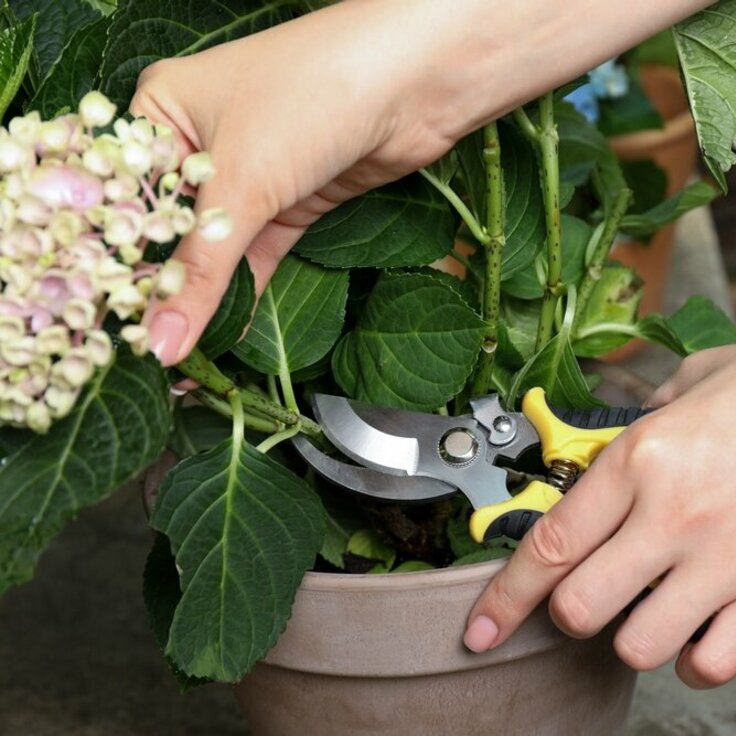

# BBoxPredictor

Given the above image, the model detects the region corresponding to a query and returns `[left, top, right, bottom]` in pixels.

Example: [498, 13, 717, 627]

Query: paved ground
[0, 206, 734, 735]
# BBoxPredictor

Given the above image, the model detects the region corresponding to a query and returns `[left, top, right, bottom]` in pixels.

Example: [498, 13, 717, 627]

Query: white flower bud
[142, 211, 176, 243]
[0, 199, 16, 230]
[95, 257, 132, 292]
[62, 297, 96, 330]
[82, 136, 120, 178]
[49, 211, 85, 247]
[104, 209, 143, 247]
[6, 264, 32, 295]
[120, 324, 149, 356]
[26, 401, 51, 433]
[182, 152, 215, 186]
[119, 243, 143, 265]
[104, 174, 139, 202]
[52, 347, 94, 388]
[85, 330, 113, 366]
[198, 207, 232, 241]
[121, 139, 153, 177]
[78, 91, 117, 128]
[9, 111, 41, 147]
[0, 315, 25, 341]
[172, 206, 196, 235]
[0, 134, 31, 172]
[36, 325, 71, 355]
[16, 195, 53, 227]
[107, 283, 145, 319]
[39, 119, 72, 152]
[44, 385, 79, 419]
[159, 172, 179, 192]
[155, 259, 186, 298]
[136, 276, 152, 297]
[130, 118, 154, 145]
[1, 336, 36, 366]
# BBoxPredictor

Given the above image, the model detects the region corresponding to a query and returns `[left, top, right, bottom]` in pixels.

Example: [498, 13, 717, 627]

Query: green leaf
[346, 528, 395, 574]
[674, 1, 736, 191]
[635, 314, 688, 356]
[621, 159, 668, 215]
[596, 71, 663, 137]
[0, 350, 169, 594]
[83, 0, 116, 15]
[620, 181, 718, 238]
[504, 215, 591, 299]
[151, 436, 324, 681]
[631, 30, 680, 69]
[0, 13, 35, 120]
[295, 175, 455, 269]
[454, 124, 546, 277]
[169, 405, 231, 458]
[668, 295, 736, 353]
[451, 547, 513, 566]
[332, 273, 486, 411]
[28, 16, 109, 119]
[101, 0, 294, 108]
[316, 484, 369, 569]
[232, 255, 348, 376]
[9, 0, 99, 81]
[143, 533, 206, 691]
[447, 508, 484, 558]
[198, 258, 255, 360]
[573, 263, 643, 358]
[510, 334, 604, 410]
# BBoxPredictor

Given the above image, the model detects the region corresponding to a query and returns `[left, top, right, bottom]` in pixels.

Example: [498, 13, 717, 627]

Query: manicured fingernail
[148, 311, 188, 366]
[169, 387, 188, 396]
[463, 615, 499, 653]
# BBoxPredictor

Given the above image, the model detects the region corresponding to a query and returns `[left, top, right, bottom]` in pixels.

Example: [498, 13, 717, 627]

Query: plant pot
[606, 64, 699, 360]
[234, 561, 637, 736]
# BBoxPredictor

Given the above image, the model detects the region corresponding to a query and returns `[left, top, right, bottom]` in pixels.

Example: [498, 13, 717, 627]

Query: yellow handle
[469, 480, 564, 543]
[521, 387, 626, 470]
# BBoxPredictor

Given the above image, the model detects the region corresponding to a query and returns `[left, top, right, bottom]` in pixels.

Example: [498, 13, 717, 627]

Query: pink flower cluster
[0, 92, 231, 433]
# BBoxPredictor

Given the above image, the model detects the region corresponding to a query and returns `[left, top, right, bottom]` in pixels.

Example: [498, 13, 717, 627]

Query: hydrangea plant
[1, 0, 736, 685]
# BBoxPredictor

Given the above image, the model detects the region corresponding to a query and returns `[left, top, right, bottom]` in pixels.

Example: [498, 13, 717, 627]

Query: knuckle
[549, 588, 597, 638]
[177, 249, 222, 295]
[488, 574, 522, 621]
[622, 420, 669, 473]
[614, 627, 660, 671]
[525, 514, 571, 569]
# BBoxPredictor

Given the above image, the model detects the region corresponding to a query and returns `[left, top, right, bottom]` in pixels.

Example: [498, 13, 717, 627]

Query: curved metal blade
[291, 435, 456, 502]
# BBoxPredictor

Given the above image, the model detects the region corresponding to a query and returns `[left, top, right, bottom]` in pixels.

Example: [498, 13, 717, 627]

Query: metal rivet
[493, 415, 513, 435]
[439, 429, 479, 464]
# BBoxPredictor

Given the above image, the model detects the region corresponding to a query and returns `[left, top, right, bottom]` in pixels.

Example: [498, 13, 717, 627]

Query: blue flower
[588, 60, 629, 99]
[564, 83, 600, 123]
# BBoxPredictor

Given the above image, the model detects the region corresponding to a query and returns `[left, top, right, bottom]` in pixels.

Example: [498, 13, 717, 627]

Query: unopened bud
[121, 139, 153, 176]
[26, 401, 51, 433]
[36, 325, 71, 355]
[78, 91, 117, 128]
[198, 208, 232, 241]
[120, 324, 149, 356]
[0, 134, 31, 172]
[107, 283, 145, 319]
[155, 259, 186, 298]
[182, 152, 215, 186]
[143, 211, 176, 243]
[85, 329, 113, 366]
[63, 297, 96, 330]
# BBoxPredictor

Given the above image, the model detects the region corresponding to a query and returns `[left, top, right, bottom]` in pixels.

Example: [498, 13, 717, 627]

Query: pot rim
[300, 557, 508, 591]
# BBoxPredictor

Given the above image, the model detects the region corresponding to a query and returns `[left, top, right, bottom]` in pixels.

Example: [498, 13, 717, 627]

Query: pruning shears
[293, 387, 650, 543]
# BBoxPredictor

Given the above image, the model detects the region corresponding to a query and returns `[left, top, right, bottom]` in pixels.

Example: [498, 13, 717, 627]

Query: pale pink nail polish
[463, 615, 499, 652]
[148, 311, 188, 366]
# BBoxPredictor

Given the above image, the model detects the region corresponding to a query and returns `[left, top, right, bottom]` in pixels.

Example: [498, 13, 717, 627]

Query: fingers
[676, 601, 736, 688]
[464, 443, 635, 652]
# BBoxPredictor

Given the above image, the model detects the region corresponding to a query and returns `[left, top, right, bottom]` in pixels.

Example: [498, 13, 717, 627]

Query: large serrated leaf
[101, 0, 294, 108]
[0, 13, 35, 120]
[674, 1, 736, 191]
[9, 0, 99, 81]
[232, 254, 348, 375]
[198, 258, 255, 360]
[332, 273, 486, 411]
[151, 436, 324, 681]
[0, 350, 169, 594]
[28, 16, 110, 119]
[295, 175, 455, 269]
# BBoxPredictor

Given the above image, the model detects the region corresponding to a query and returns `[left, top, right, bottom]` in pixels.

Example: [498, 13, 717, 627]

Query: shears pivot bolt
[439, 428, 479, 465]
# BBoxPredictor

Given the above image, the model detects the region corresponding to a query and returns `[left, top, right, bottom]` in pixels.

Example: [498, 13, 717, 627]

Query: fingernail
[463, 615, 499, 653]
[148, 311, 188, 366]
[169, 387, 188, 396]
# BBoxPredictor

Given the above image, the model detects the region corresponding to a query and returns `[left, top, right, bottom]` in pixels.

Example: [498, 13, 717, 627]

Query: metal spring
[548, 459, 580, 492]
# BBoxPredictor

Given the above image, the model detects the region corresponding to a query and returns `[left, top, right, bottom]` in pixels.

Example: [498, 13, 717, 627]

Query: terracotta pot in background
[606, 64, 699, 360]
[235, 560, 636, 736]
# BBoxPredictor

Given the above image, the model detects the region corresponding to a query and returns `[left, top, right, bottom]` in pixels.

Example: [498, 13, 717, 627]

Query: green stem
[419, 168, 489, 246]
[278, 367, 298, 413]
[472, 121, 505, 397]
[256, 425, 301, 454]
[534, 92, 563, 352]
[192, 388, 281, 434]
[266, 374, 280, 404]
[229, 390, 245, 449]
[573, 187, 633, 332]
[513, 106, 539, 141]
[575, 322, 640, 340]
[176, 348, 234, 395]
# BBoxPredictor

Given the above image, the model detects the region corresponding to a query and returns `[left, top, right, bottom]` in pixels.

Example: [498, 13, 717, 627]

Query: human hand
[464, 344, 736, 689]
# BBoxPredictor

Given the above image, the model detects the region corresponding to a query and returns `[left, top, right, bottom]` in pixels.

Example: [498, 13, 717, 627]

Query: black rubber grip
[549, 404, 653, 430]
[484, 510, 543, 542]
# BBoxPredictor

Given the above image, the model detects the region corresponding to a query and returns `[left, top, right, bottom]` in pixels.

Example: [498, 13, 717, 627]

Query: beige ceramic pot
[234, 559, 637, 736]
